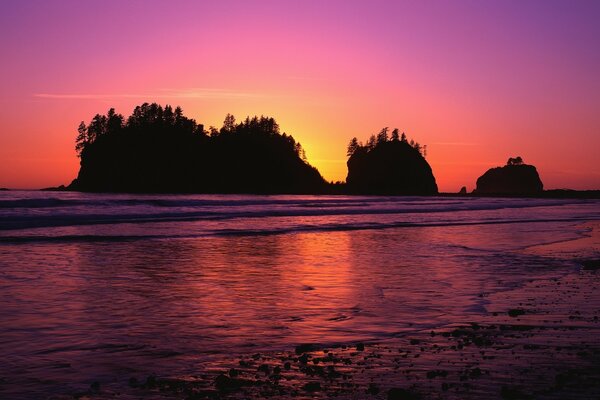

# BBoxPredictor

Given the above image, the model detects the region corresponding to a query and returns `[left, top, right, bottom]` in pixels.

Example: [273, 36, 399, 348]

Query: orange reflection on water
[0, 219, 584, 398]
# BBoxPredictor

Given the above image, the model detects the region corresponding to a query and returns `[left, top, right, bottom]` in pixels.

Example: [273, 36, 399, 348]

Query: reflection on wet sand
[1, 194, 599, 398]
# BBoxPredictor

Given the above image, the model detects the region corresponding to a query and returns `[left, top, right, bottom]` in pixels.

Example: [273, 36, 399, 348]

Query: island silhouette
[345, 129, 438, 195]
[473, 157, 544, 195]
[70, 103, 326, 194]
[58, 103, 597, 197]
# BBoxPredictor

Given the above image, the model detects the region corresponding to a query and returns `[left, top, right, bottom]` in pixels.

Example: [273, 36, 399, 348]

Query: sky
[1, 0, 599, 191]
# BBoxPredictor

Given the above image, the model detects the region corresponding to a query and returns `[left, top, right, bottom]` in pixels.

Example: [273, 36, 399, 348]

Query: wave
[0, 193, 580, 210]
[0, 198, 589, 231]
[1, 216, 595, 244]
[1, 193, 598, 243]
[0, 196, 384, 209]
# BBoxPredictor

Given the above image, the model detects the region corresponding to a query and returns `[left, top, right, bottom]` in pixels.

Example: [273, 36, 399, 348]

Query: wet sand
[42, 222, 600, 400]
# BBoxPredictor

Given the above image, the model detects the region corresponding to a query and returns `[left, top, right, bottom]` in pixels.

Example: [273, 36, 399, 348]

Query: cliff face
[346, 141, 438, 195]
[474, 164, 543, 195]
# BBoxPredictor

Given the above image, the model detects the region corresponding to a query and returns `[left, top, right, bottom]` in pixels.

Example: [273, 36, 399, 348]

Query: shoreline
[43, 223, 600, 399]
[52, 270, 600, 400]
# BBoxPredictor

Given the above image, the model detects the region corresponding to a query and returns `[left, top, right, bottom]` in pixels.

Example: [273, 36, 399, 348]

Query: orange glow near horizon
[1, 1, 599, 191]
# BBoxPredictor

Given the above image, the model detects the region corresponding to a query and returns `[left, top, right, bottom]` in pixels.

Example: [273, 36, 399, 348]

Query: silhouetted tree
[209, 126, 219, 137]
[106, 108, 123, 135]
[347, 137, 359, 157]
[391, 128, 400, 141]
[376, 127, 389, 144]
[87, 113, 107, 143]
[414, 142, 421, 154]
[221, 113, 236, 134]
[174, 106, 184, 125]
[294, 142, 307, 160]
[401, 132, 407, 142]
[163, 105, 175, 126]
[75, 121, 88, 157]
[366, 134, 376, 150]
[296, 143, 307, 161]
[507, 156, 524, 166]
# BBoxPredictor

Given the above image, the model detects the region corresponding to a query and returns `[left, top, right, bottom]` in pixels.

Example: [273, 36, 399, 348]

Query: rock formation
[474, 157, 543, 195]
[345, 133, 438, 195]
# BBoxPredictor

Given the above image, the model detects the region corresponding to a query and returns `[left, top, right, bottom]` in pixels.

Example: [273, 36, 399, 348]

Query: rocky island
[473, 157, 543, 195]
[68, 104, 442, 196]
[345, 128, 438, 195]
[70, 103, 326, 194]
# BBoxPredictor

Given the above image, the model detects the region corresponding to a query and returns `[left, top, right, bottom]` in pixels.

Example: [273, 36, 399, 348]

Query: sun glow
[1, 1, 599, 190]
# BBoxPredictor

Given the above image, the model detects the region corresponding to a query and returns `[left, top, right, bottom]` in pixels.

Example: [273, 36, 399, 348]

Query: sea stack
[473, 157, 543, 195]
[345, 131, 438, 195]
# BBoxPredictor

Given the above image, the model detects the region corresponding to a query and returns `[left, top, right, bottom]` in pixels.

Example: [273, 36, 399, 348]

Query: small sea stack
[473, 157, 543, 195]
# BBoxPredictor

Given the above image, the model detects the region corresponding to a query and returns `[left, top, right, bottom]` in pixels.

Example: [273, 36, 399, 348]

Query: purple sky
[1, 0, 599, 190]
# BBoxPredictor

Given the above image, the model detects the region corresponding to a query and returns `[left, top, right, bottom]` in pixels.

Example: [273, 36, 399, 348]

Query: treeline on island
[345, 129, 437, 195]
[71, 103, 324, 193]
[66, 103, 553, 196]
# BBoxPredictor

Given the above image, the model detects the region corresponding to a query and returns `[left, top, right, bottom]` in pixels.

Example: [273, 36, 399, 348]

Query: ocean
[1, 191, 599, 398]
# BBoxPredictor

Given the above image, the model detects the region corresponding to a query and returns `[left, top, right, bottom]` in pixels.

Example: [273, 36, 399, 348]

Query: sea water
[1, 191, 599, 397]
